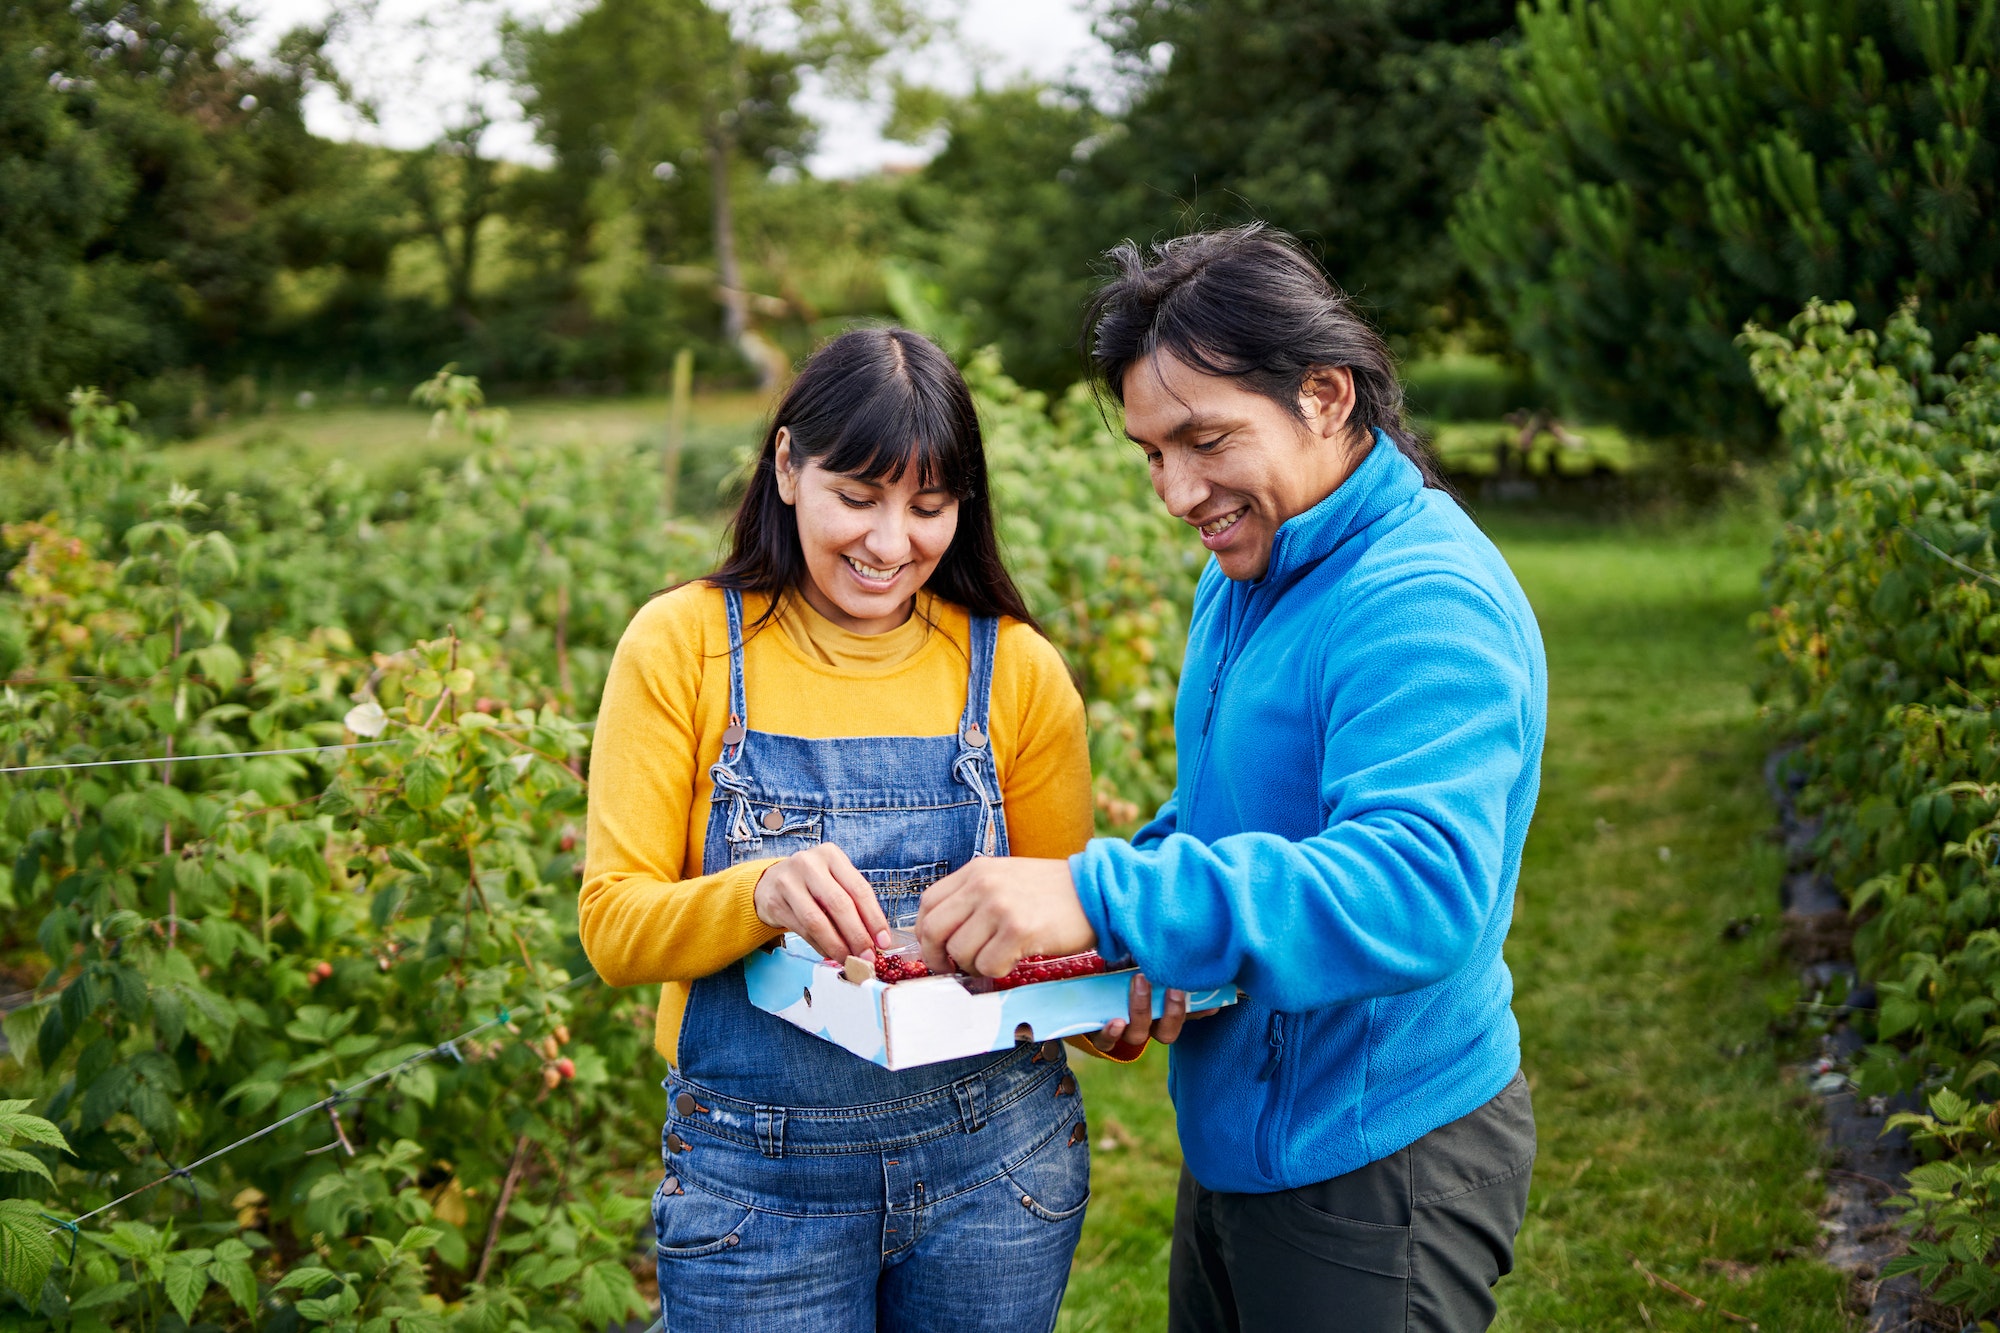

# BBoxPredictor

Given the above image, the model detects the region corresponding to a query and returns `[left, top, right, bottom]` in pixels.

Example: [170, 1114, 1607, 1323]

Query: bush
[1747, 299, 2000, 1313]
[0, 354, 1200, 1325]
[0, 403, 658, 1329]
[1459, 0, 2000, 458]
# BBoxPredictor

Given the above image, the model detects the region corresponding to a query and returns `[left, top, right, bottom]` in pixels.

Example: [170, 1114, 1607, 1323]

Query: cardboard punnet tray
[744, 932, 1239, 1070]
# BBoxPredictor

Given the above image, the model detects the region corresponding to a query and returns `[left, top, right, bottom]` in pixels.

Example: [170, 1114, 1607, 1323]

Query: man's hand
[1088, 974, 1199, 1053]
[915, 857, 1094, 978]
[753, 844, 891, 963]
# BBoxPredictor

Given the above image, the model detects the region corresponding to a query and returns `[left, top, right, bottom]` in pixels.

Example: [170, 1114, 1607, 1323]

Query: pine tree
[1454, 0, 2000, 455]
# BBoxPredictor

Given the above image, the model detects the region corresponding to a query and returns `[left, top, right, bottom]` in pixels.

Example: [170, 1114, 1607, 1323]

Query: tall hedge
[1748, 297, 2000, 1316]
[1456, 0, 2000, 456]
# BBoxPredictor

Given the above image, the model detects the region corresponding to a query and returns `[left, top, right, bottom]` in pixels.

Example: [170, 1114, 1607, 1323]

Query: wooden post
[663, 347, 694, 518]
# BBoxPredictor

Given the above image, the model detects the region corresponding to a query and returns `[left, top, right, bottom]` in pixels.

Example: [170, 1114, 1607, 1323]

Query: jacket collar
[1254, 429, 1421, 593]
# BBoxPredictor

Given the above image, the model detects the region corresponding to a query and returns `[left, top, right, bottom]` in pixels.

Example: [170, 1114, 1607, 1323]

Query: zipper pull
[1201, 659, 1225, 737]
[1258, 1012, 1286, 1081]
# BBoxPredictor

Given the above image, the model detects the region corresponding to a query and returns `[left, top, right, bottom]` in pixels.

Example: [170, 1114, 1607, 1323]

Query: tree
[0, 5, 121, 435]
[517, 0, 918, 384]
[900, 0, 1517, 391]
[0, 0, 352, 434]
[1453, 0, 2000, 456]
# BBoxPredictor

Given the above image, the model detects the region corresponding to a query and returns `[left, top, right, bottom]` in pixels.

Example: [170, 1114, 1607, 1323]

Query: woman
[918, 226, 1544, 1332]
[580, 328, 1121, 1333]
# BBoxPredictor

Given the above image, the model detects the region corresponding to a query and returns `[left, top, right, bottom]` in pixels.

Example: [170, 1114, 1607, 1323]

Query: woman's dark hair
[709, 327, 1040, 632]
[1082, 224, 1449, 489]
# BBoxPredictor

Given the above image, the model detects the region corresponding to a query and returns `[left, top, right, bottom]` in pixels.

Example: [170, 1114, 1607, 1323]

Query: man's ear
[773, 428, 798, 505]
[1298, 368, 1357, 444]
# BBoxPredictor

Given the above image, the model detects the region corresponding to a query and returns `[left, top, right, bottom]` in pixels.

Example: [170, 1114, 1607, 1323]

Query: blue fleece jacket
[1071, 432, 1546, 1194]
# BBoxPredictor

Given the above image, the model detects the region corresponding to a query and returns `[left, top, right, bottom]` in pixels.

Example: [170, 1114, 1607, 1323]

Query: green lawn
[1062, 502, 1853, 1331]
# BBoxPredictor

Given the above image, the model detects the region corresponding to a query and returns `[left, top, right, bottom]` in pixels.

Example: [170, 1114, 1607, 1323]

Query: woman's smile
[842, 554, 905, 585]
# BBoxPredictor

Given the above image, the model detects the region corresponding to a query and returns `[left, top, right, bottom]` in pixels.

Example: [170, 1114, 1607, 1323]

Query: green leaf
[394, 1063, 438, 1108]
[162, 1254, 209, 1324]
[69, 1278, 138, 1311]
[395, 1224, 443, 1254]
[285, 1005, 359, 1046]
[0, 1103, 70, 1153]
[404, 757, 449, 810]
[210, 1254, 257, 1312]
[0, 1148, 53, 1183]
[1881, 997, 1923, 1040]
[0, 1199, 57, 1301]
[221, 1059, 288, 1114]
[275, 1265, 344, 1293]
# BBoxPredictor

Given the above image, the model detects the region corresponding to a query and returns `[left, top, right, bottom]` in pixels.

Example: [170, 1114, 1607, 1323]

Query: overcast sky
[233, 0, 1110, 175]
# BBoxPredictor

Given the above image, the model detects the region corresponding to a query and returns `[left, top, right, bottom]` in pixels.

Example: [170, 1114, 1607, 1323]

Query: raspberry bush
[1747, 300, 2000, 1312]
[0, 354, 1200, 1327]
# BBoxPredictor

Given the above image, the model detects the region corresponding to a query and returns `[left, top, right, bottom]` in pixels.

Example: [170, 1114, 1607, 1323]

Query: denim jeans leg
[877, 1095, 1091, 1333]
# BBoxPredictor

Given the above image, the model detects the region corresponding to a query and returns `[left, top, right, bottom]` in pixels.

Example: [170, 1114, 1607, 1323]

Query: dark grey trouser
[1168, 1070, 1536, 1333]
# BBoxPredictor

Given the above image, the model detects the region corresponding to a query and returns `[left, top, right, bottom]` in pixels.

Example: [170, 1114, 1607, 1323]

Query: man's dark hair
[1083, 224, 1448, 489]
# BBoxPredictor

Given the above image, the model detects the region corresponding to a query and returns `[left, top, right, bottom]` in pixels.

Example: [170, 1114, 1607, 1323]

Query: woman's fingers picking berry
[819, 843, 892, 951]
[754, 845, 880, 961]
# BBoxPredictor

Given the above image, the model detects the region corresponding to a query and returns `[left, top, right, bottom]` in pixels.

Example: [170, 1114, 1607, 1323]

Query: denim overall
[652, 589, 1090, 1333]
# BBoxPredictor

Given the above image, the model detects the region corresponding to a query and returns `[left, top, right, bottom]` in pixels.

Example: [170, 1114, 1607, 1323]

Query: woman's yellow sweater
[580, 583, 1097, 1063]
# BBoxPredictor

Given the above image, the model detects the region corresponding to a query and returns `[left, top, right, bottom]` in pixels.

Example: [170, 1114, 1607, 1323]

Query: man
[917, 226, 1545, 1332]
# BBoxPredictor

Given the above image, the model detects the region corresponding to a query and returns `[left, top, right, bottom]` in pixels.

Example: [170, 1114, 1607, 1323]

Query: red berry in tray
[872, 953, 932, 983]
[869, 947, 1104, 986]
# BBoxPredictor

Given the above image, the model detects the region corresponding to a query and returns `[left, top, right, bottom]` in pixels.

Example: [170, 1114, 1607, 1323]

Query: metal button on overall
[675, 1092, 698, 1117]
[760, 808, 784, 831]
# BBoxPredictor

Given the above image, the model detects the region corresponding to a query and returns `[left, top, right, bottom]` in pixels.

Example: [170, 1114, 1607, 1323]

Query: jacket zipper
[1188, 579, 1253, 827]
[1255, 1011, 1288, 1181]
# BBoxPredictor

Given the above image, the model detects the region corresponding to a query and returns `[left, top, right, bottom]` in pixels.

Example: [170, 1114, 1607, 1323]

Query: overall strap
[720, 587, 749, 760]
[952, 614, 1003, 856]
[707, 589, 754, 836]
[957, 614, 1000, 748]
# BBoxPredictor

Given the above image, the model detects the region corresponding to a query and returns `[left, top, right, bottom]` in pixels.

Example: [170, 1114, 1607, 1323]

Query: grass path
[1062, 508, 1854, 1331]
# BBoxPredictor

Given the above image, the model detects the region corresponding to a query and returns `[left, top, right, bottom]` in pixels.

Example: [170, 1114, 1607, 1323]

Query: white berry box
[743, 932, 1240, 1070]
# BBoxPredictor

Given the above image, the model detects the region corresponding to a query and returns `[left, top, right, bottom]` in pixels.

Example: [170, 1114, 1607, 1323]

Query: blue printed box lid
[744, 933, 1239, 1070]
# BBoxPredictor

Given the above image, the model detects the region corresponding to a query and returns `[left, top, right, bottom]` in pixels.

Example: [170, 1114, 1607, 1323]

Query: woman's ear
[773, 428, 799, 506]
[1298, 368, 1357, 444]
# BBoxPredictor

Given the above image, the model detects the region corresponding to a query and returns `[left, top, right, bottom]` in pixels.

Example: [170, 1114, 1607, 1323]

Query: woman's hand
[753, 844, 892, 962]
[915, 856, 1095, 978]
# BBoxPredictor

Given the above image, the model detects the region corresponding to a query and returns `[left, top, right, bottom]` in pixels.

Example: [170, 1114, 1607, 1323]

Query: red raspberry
[998, 951, 1105, 987]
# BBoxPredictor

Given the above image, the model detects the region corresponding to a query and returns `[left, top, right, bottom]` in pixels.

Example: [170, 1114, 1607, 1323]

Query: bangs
[802, 359, 979, 497]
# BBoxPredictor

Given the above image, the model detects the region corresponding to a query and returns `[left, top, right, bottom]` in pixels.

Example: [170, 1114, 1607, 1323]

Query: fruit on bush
[556, 1057, 575, 1080]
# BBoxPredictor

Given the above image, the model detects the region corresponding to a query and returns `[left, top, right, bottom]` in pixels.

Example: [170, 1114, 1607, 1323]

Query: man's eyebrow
[1126, 413, 1231, 444]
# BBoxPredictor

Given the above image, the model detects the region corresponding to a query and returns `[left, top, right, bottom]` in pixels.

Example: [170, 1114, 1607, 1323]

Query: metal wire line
[1901, 523, 2000, 592]
[2, 720, 597, 777]
[42, 973, 593, 1242]
[0, 741, 396, 776]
